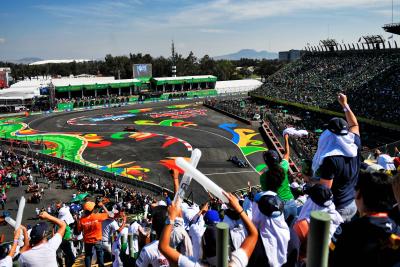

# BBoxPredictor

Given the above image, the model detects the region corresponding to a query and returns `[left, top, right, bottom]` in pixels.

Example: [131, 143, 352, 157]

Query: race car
[228, 156, 249, 168]
[124, 126, 138, 132]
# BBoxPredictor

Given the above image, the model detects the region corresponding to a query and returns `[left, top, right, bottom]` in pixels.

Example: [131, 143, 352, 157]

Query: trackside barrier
[307, 211, 331, 267]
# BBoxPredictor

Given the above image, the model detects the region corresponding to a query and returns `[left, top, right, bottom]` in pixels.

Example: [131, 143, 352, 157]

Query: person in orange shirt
[77, 201, 111, 267]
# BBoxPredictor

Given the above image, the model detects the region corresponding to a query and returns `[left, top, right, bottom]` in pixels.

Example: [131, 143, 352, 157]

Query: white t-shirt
[19, 233, 62, 267]
[58, 206, 75, 225]
[136, 240, 169, 267]
[128, 222, 141, 253]
[102, 219, 120, 242]
[177, 248, 248, 267]
[222, 216, 247, 251]
[0, 255, 12, 267]
[188, 216, 206, 261]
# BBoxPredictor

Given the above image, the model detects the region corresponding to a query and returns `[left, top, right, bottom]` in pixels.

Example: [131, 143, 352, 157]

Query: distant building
[0, 68, 11, 88]
[279, 50, 302, 62]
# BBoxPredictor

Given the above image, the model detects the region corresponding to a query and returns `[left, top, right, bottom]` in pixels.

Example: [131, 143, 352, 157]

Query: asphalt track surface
[28, 100, 266, 202]
[0, 100, 267, 239]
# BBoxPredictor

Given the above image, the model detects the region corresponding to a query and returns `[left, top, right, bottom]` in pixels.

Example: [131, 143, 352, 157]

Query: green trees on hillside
[1, 52, 285, 83]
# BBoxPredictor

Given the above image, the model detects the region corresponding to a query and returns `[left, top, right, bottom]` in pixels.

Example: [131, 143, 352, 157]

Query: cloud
[0, 38, 5, 44]
[150, 0, 387, 28]
[199, 28, 230, 33]
[36, 0, 142, 22]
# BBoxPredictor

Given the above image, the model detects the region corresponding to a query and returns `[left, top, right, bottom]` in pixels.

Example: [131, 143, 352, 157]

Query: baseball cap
[30, 222, 48, 244]
[157, 200, 167, 206]
[263, 150, 280, 166]
[304, 184, 333, 207]
[325, 117, 349, 135]
[255, 191, 284, 217]
[204, 210, 220, 225]
[83, 201, 96, 212]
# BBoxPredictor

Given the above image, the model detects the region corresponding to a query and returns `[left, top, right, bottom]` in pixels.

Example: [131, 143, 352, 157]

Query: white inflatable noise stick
[15, 196, 26, 229]
[176, 157, 229, 203]
[5, 217, 16, 228]
[173, 149, 202, 207]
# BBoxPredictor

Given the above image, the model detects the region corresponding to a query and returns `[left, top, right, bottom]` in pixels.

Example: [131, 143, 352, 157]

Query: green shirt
[63, 225, 72, 240]
[259, 159, 294, 201]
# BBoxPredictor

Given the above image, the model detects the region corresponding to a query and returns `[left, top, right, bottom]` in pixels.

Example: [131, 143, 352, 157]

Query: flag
[388, 35, 394, 39]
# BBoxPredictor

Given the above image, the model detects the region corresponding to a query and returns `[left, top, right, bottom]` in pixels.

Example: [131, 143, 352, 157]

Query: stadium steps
[72, 254, 112, 267]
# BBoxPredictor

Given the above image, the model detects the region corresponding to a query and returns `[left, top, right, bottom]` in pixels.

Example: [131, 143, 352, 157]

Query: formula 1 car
[228, 156, 249, 168]
[124, 126, 138, 132]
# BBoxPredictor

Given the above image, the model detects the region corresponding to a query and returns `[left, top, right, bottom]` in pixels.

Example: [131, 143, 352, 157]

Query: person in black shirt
[312, 94, 361, 222]
[329, 171, 400, 267]
[389, 173, 400, 225]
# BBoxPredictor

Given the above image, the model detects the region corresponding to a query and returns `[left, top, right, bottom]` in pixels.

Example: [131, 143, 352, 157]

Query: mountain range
[213, 49, 278, 60]
[5, 57, 43, 64]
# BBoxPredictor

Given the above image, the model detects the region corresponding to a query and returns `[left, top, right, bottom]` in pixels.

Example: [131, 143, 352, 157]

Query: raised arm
[158, 203, 181, 264]
[170, 169, 180, 194]
[222, 191, 258, 259]
[117, 213, 127, 233]
[39, 211, 66, 237]
[338, 93, 359, 136]
[8, 227, 22, 258]
[20, 225, 30, 253]
[283, 134, 290, 161]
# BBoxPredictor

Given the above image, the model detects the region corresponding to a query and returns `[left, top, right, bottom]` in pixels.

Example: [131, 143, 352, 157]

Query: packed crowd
[254, 50, 400, 123]
[55, 95, 131, 107]
[0, 94, 399, 267]
[205, 98, 262, 120]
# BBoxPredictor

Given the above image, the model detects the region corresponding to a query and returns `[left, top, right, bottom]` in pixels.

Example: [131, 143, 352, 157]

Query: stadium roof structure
[53, 78, 142, 92]
[0, 87, 40, 100]
[215, 79, 262, 94]
[362, 35, 385, 45]
[8, 77, 142, 93]
[383, 23, 400, 35]
[320, 39, 338, 48]
[151, 75, 217, 86]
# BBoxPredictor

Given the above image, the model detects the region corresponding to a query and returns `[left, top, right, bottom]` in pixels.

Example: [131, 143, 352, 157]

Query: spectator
[19, 211, 66, 267]
[329, 171, 400, 266]
[0, 227, 24, 267]
[293, 184, 343, 259]
[247, 191, 290, 267]
[128, 219, 149, 259]
[136, 205, 169, 267]
[260, 134, 297, 226]
[77, 201, 111, 267]
[389, 173, 400, 225]
[158, 191, 258, 267]
[201, 209, 221, 265]
[312, 93, 361, 222]
[102, 210, 126, 256]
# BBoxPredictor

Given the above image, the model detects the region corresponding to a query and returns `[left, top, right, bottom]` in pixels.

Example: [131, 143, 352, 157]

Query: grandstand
[251, 45, 400, 129]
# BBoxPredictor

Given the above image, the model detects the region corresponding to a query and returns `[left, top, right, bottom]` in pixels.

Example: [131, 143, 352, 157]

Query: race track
[13, 100, 268, 203]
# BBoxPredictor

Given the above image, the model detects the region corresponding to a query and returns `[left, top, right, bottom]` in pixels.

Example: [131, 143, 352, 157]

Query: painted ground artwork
[0, 102, 267, 195]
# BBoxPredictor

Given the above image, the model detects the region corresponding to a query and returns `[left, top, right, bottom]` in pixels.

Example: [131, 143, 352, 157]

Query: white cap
[158, 200, 167, 206]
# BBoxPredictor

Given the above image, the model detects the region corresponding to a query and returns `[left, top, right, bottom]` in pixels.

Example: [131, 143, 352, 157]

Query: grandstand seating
[253, 50, 400, 124]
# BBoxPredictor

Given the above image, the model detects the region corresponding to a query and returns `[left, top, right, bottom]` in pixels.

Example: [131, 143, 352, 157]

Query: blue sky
[0, 0, 398, 60]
